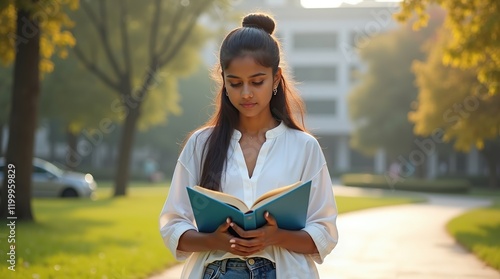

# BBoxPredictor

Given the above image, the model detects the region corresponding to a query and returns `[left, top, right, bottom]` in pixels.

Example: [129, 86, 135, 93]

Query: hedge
[341, 173, 470, 193]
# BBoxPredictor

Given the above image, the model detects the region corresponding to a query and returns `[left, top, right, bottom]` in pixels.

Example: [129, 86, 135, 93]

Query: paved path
[149, 186, 500, 279]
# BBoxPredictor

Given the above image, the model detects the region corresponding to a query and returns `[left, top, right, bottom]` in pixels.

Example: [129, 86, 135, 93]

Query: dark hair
[195, 13, 306, 191]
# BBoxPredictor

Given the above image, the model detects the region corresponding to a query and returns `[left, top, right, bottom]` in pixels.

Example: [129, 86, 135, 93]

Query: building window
[293, 32, 338, 50]
[305, 99, 337, 115]
[293, 66, 337, 83]
[350, 31, 363, 48]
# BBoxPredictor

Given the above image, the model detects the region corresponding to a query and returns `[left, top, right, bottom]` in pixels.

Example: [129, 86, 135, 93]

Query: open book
[187, 180, 311, 232]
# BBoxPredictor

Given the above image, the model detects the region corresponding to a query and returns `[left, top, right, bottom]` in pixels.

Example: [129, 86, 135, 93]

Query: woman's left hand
[228, 212, 280, 256]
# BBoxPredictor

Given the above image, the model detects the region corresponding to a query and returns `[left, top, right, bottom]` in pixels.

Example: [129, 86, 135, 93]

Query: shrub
[341, 173, 470, 193]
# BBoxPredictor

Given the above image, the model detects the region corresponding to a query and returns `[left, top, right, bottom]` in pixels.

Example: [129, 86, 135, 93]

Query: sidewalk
[149, 186, 500, 279]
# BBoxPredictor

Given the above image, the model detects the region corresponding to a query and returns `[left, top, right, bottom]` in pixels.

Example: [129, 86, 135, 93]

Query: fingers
[230, 245, 262, 256]
[229, 238, 264, 256]
[225, 214, 279, 256]
[228, 212, 276, 237]
[217, 218, 232, 233]
[229, 222, 263, 239]
[264, 211, 277, 226]
[228, 222, 264, 255]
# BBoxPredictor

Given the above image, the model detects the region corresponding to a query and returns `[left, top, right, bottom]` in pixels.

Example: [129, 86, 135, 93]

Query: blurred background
[2, 0, 498, 189]
[0, 0, 499, 278]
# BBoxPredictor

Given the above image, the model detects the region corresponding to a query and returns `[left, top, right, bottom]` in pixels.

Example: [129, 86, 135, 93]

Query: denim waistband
[209, 257, 275, 273]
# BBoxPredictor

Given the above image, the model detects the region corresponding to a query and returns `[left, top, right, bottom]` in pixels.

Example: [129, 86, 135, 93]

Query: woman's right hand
[178, 218, 260, 256]
[210, 218, 237, 252]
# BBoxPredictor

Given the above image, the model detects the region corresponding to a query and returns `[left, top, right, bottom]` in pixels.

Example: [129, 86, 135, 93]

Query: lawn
[0, 183, 174, 279]
[0, 182, 421, 279]
[447, 201, 500, 271]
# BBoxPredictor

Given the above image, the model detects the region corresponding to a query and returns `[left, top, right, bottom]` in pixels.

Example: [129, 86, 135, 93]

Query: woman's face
[224, 55, 281, 120]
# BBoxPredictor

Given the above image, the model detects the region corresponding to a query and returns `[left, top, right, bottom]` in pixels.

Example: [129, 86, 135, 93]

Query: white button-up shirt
[159, 122, 338, 279]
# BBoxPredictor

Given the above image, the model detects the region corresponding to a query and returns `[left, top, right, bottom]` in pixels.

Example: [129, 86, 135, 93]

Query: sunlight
[301, 0, 401, 8]
[301, 0, 361, 8]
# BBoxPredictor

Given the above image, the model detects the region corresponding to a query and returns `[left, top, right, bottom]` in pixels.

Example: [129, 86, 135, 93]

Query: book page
[250, 181, 303, 210]
[192, 186, 250, 212]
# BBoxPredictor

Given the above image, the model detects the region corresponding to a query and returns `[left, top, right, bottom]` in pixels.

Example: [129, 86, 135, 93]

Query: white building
[231, 0, 398, 174]
[230, 0, 483, 177]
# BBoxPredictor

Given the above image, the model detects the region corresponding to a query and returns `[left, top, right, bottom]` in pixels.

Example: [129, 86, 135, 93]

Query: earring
[273, 88, 277, 95]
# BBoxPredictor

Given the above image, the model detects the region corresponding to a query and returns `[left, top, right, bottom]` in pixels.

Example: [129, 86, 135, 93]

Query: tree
[397, 0, 500, 187]
[348, 13, 443, 168]
[0, 65, 12, 157]
[396, 1, 500, 96]
[0, 0, 78, 221]
[135, 65, 214, 175]
[71, 0, 227, 196]
[410, 29, 500, 187]
[40, 53, 118, 169]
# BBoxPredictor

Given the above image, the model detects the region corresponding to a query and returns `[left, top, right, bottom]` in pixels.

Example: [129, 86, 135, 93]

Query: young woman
[159, 13, 338, 279]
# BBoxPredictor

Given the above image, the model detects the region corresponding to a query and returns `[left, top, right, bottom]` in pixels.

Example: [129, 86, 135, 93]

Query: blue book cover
[187, 180, 311, 232]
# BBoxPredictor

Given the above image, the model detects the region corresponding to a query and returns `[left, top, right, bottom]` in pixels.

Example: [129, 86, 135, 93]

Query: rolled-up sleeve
[159, 160, 198, 260]
[302, 164, 339, 264]
[159, 129, 209, 260]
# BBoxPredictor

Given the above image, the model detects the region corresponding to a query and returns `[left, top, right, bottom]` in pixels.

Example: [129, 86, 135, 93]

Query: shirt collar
[232, 121, 286, 140]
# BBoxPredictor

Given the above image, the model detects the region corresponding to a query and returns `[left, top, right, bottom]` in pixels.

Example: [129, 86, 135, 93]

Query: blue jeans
[202, 257, 276, 279]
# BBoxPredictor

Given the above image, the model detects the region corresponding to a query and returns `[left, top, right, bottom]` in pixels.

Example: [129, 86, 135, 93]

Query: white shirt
[159, 122, 338, 279]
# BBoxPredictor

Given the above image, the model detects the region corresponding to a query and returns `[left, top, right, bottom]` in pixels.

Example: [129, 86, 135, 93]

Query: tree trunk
[113, 106, 141, 196]
[66, 128, 78, 170]
[0, 8, 40, 221]
[483, 152, 499, 189]
[487, 161, 498, 189]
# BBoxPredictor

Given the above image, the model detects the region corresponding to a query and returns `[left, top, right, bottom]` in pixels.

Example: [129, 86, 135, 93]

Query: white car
[0, 157, 97, 198]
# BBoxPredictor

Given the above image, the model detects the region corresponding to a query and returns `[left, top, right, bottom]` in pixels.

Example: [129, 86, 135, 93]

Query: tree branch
[73, 45, 121, 92]
[135, 66, 158, 105]
[158, 1, 213, 67]
[119, 0, 132, 79]
[81, 0, 123, 80]
[157, 3, 186, 59]
[149, 0, 162, 61]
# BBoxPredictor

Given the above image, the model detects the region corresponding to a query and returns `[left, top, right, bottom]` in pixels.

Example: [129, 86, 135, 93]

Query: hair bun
[242, 13, 275, 35]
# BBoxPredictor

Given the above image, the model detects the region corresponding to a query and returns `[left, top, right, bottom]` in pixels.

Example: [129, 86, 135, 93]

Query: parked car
[0, 157, 97, 198]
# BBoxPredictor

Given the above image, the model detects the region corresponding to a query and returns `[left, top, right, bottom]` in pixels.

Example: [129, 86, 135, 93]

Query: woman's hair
[195, 13, 307, 191]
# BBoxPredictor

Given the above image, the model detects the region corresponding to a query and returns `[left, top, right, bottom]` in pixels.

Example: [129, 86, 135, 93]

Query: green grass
[0, 182, 422, 279]
[0, 182, 174, 279]
[447, 202, 500, 271]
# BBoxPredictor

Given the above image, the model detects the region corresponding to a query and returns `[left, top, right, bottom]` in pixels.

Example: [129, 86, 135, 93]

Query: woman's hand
[208, 218, 237, 252]
[178, 213, 317, 255]
[228, 212, 280, 256]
